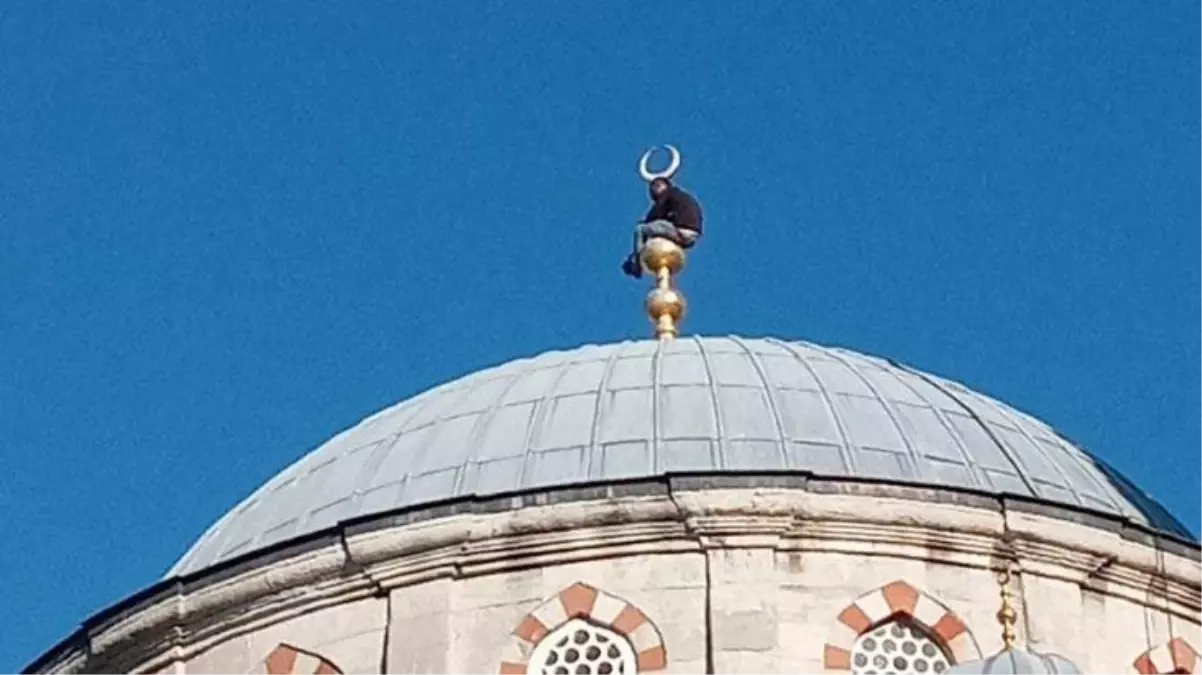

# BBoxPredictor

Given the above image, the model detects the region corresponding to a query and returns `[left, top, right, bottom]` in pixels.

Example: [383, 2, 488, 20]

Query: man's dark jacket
[645, 186, 703, 234]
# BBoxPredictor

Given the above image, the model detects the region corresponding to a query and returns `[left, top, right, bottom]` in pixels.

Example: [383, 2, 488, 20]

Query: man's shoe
[621, 256, 643, 279]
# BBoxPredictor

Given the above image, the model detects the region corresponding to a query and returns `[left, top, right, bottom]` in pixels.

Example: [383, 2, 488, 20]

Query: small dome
[169, 336, 1192, 576]
[947, 648, 1083, 674]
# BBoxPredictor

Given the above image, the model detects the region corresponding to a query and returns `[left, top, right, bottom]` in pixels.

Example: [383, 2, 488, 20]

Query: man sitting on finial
[621, 145, 704, 279]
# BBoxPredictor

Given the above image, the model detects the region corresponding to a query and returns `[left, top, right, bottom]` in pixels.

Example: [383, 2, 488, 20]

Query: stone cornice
[26, 480, 1201, 674]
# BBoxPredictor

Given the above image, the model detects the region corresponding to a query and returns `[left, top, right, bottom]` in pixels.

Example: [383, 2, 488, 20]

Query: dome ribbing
[170, 336, 1192, 576]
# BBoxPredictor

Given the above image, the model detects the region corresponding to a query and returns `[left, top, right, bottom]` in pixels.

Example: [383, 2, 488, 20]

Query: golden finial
[635, 144, 690, 340]
[641, 238, 687, 340]
[996, 566, 1018, 649]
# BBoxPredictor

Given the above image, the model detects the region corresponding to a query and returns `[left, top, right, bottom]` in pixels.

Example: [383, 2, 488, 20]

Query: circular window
[850, 619, 951, 675]
[527, 618, 639, 675]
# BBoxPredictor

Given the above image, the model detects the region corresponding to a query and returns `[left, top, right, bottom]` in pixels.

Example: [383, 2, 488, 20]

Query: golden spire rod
[640, 238, 687, 340]
[996, 566, 1018, 649]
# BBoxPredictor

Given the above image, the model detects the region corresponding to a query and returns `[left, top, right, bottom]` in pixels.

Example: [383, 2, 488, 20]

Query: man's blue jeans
[633, 219, 698, 258]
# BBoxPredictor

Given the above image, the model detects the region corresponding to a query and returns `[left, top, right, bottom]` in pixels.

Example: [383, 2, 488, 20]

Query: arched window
[1133, 637, 1199, 674]
[824, 580, 979, 674]
[500, 582, 667, 675]
[527, 617, 638, 675]
[850, 616, 952, 674]
[254, 643, 342, 675]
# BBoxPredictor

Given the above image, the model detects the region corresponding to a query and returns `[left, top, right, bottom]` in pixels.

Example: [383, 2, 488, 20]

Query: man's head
[649, 177, 672, 200]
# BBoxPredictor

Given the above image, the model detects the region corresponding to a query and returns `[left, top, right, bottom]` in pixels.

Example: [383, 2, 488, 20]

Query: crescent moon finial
[638, 148, 656, 182]
[638, 144, 683, 182]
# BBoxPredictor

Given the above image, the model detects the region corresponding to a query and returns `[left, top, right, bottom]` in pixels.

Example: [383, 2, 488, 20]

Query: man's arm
[670, 190, 702, 230]
[644, 200, 665, 222]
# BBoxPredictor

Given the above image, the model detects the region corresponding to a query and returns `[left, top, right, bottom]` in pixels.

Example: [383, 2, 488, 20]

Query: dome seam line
[820, 349, 930, 482]
[651, 339, 665, 474]
[692, 335, 727, 470]
[516, 359, 577, 491]
[765, 338, 859, 474]
[727, 335, 791, 469]
[395, 389, 476, 507]
[383, 385, 477, 512]
[971, 398, 1093, 510]
[876, 358, 995, 491]
[585, 341, 631, 480]
[449, 370, 529, 497]
[895, 365, 1040, 498]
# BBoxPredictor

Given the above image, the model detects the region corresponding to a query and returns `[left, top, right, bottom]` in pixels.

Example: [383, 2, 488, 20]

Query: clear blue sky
[1, 1, 1197, 670]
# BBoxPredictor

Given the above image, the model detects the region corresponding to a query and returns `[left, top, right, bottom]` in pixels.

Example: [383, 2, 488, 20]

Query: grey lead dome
[170, 336, 1190, 576]
[947, 648, 1084, 674]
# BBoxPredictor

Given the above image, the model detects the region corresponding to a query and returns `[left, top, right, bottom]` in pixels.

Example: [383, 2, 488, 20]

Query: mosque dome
[28, 152, 1200, 675]
[946, 646, 1083, 674]
[170, 335, 1191, 577]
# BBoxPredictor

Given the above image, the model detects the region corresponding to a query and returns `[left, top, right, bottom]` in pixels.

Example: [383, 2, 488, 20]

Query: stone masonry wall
[32, 486, 1199, 675]
[176, 548, 1200, 674]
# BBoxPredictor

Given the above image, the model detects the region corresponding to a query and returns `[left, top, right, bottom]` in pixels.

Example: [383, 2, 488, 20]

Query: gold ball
[639, 237, 686, 275]
[645, 286, 686, 322]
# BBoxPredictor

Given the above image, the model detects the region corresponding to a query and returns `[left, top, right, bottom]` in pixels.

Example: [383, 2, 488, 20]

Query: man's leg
[677, 228, 699, 249]
[623, 220, 680, 279]
[640, 219, 680, 245]
[622, 222, 645, 278]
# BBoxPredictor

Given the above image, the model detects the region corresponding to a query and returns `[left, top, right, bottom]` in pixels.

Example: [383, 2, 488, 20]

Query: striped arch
[823, 579, 980, 673]
[251, 643, 342, 675]
[499, 581, 667, 674]
[1133, 637, 1199, 674]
